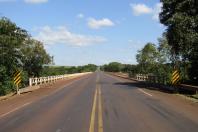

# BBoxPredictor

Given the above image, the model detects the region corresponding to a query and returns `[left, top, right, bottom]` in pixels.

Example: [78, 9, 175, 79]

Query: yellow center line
[98, 85, 103, 132]
[89, 86, 98, 132]
[89, 74, 104, 132]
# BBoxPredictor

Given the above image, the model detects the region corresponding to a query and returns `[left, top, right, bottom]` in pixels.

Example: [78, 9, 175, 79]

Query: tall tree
[0, 17, 28, 73]
[0, 17, 28, 94]
[160, 0, 198, 82]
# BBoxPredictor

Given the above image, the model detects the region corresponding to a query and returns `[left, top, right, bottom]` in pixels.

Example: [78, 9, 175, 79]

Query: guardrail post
[29, 78, 32, 86]
[35, 78, 38, 85]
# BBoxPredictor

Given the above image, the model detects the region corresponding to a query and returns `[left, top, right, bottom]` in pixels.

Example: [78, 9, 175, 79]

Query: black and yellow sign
[13, 70, 22, 86]
[171, 70, 180, 85]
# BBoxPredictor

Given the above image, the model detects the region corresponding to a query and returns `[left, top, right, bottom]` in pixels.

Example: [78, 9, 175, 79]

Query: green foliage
[22, 39, 52, 77]
[136, 43, 158, 65]
[157, 33, 171, 64]
[134, 36, 174, 83]
[0, 65, 15, 95]
[101, 62, 138, 77]
[136, 43, 159, 74]
[0, 17, 52, 95]
[0, 17, 28, 74]
[41, 64, 97, 76]
[103, 62, 123, 72]
[160, 0, 198, 83]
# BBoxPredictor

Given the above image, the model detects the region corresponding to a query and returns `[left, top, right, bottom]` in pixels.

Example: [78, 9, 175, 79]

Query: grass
[191, 94, 198, 99]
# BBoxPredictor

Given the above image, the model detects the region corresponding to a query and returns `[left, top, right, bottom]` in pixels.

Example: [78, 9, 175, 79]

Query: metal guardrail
[29, 72, 92, 86]
[179, 84, 198, 94]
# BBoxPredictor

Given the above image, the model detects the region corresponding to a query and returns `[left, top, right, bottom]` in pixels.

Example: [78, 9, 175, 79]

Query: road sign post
[13, 70, 22, 95]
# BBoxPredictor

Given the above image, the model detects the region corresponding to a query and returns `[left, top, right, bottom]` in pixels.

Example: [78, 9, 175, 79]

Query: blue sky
[0, 0, 165, 66]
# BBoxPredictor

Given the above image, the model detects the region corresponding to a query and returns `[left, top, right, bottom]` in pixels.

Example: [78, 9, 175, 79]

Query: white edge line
[138, 89, 153, 97]
[0, 102, 31, 118]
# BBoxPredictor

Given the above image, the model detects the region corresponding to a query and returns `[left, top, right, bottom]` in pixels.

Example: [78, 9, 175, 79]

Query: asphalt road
[0, 72, 198, 132]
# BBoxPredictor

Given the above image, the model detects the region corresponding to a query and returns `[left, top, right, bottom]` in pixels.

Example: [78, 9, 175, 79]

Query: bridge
[0, 72, 198, 132]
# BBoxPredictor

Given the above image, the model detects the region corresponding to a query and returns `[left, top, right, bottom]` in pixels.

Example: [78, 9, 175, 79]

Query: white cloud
[34, 26, 107, 46]
[87, 18, 115, 29]
[130, 3, 152, 16]
[152, 3, 162, 21]
[77, 13, 84, 19]
[24, 0, 48, 4]
[130, 3, 162, 21]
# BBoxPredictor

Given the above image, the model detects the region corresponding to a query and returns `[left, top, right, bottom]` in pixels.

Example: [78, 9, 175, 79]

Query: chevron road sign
[13, 70, 22, 95]
[171, 69, 180, 85]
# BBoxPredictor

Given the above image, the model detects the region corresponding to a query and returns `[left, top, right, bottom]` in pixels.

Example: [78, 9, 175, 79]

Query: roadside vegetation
[102, 0, 198, 86]
[41, 64, 97, 76]
[0, 17, 97, 95]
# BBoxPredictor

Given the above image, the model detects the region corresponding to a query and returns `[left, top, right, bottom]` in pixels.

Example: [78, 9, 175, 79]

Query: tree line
[41, 64, 97, 76]
[0, 17, 97, 95]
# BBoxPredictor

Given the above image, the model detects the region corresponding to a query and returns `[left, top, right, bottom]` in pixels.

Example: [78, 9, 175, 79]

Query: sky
[0, 0, 166, 66]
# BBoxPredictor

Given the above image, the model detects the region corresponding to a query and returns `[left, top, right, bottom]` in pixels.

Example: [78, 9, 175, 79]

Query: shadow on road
[114, 81, 175, 94]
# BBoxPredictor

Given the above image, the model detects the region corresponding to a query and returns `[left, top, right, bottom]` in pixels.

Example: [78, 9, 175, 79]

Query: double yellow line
[89, 76, 103, 132]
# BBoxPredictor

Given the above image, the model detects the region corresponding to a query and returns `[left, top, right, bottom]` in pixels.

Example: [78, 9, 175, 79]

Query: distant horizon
[45, 61, 137, 67]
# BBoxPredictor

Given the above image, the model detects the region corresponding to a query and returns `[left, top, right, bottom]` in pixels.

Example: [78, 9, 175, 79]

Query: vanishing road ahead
[0, 72, 198, 132]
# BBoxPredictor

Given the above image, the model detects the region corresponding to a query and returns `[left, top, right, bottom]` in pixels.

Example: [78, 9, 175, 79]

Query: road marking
[89, 74, 104, 132]
[98, 85, 103, 132]
[89, 87, 98, 132]
[138, 89, 153, 97]
[0, 102, 31, 118]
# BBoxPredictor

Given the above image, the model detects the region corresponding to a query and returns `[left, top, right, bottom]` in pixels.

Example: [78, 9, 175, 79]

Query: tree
[157, 34, 171, 64]
[21, 38, 52, 77]
[136, 43, 158, 73]
[160, 0, 198, 83]
[0, 17, 52, 95]
[0, 17, 28, 74]
[0, 17, 28, 95]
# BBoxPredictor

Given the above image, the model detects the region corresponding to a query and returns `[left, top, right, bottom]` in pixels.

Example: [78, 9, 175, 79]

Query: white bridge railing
[136, 74, 148, 81]
[29, 72, 92, 86]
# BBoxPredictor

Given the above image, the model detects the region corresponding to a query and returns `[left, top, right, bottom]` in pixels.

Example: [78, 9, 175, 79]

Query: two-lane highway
[0, 72, 198, 132]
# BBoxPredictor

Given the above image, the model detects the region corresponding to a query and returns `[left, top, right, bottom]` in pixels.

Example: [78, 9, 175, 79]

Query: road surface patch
[0, 102, 32, 118]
